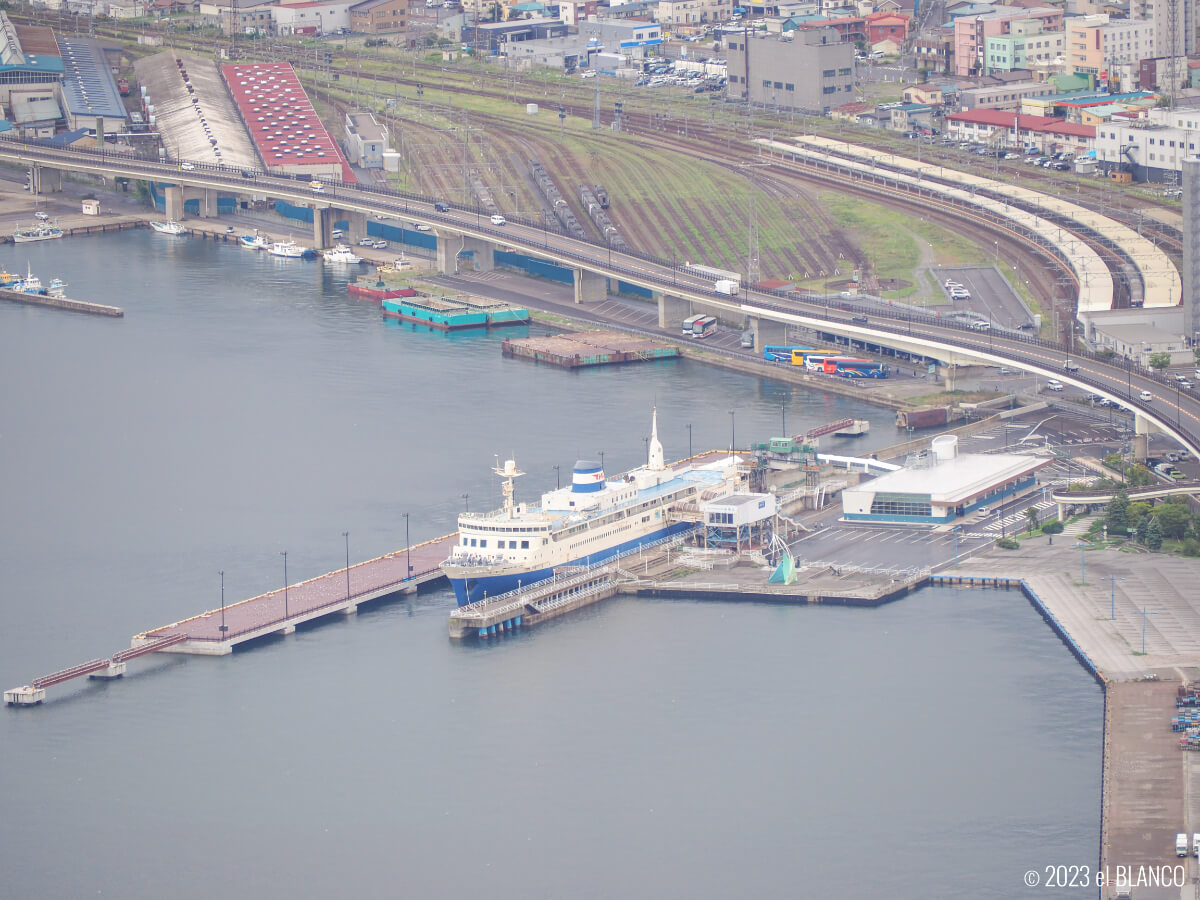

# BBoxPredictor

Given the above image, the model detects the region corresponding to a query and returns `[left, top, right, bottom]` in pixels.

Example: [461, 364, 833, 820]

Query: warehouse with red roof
[221, 62, 355, 183]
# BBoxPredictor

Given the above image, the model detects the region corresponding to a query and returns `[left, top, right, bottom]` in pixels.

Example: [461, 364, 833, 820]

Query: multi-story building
[273, 0, 357, 35]
[944, 108, 1096, 152]
[1096, 106, 1200, 181]
[953, 6, 1063, 77]
[958, 80, 1057, 111]
[657, 0, 733, 29]
[577, 19, 663, 57]
[983, 20, 1064, 75]
[344, 110, 389, 168]
[1065, 14, 1154, 87]
[725, 27, 854, 113]
[348, 0, 419, 34]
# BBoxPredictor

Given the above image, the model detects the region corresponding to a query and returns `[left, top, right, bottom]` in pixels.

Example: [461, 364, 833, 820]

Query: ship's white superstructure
[441, 410, 743, 604]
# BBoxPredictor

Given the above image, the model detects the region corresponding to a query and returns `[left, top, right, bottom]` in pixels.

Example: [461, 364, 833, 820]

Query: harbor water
[0, 231, 1100, 898]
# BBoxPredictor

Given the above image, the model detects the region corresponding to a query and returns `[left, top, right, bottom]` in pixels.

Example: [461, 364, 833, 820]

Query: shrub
[1182, 538, 1200, 557]
[996, 537, 1021, 550]
[1041, 520, 1064, 535]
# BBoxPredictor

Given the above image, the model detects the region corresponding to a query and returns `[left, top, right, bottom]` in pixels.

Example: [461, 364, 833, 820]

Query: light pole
[1074, 540, 1090, 584]
[403, 513, 412, 579]
[343, 531, 350, 602]
[1135, 606, 1158, 655]
[219, 570, 227, 637]
[281, 550, 288, 619]
[1104, 574, 1125, 620]
[953, 525, 961, 567]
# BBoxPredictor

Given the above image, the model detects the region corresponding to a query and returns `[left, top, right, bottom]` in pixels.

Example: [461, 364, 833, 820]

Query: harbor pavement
[955, 527, 1200, 897]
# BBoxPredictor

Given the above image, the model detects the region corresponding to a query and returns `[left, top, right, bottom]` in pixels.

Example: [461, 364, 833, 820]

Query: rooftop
[57, 37, 126, 120]
[857, 452, 1049, 504]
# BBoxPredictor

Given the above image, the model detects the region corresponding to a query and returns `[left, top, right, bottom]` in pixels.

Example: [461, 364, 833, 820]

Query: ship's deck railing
[455, 466, 737, 534]
[451, 530, 697, 616]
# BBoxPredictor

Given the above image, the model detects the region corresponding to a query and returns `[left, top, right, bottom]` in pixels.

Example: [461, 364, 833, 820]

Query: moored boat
[269, 240, 317, 259]
[150, 220, 187, 236]
[322, 244, 364, 264]
[13, 221, 64, 243]
[440, 410, 744, 605]
[240, 231, 271, 250]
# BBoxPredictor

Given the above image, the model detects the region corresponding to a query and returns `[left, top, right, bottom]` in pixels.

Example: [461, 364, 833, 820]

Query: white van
[489, 214, 506, 226]
[1193, 833, 1199, 857]
[1177, 833, 1188, 857]
[1139, 390, 1153, 401]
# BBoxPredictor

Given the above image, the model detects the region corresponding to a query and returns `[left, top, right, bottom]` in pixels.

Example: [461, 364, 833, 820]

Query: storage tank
[931, 435, 958, 462]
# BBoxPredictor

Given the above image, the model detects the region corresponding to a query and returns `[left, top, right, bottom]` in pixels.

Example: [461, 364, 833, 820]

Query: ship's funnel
[572, 460, 605, 493]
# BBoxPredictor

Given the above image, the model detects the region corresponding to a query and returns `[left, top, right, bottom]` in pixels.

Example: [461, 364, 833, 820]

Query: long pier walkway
[6, 534, 457, 705]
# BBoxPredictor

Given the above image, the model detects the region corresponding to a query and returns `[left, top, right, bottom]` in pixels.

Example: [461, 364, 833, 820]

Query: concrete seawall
[0, 288, 123, 317]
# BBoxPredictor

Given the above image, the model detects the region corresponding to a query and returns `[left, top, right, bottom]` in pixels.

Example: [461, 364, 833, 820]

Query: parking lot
[938, 266, 1037, 332]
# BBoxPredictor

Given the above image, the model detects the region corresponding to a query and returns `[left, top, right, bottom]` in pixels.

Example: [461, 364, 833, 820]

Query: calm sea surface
[0, 232, 1100, 898]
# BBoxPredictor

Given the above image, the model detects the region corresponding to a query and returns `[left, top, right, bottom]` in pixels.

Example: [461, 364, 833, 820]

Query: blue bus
[762, 345, 811, 362]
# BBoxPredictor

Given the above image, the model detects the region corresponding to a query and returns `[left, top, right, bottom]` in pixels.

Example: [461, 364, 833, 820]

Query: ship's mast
[492, 458, 524, 518]
[647, 407, 665, 471]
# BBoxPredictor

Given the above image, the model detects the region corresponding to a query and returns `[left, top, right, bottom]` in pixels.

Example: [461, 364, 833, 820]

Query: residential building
[953, 6, 1064, 77]
[199, 0, 277, 35]
[658, 0, 733, 28]
[556, 0, 599, 25]
[983, 20, 1064, 75]
[1065, 14, 1153, 88]
[725, 27, 854, 113]
[913, 29, 953, 74]
[467, 17, 567, 53]
[903, 83, 944, 105]
[273, 0, 357, 35]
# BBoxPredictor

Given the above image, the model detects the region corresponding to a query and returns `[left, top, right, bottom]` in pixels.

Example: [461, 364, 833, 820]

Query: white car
[372, 240, 388, 249]
[180, 162, 195, 170]
[1046, 380, 1064, 391]
[944, 279, 962, 288]
[1139, 390, 1153, 401]
[358, 238, 374, 247]
[310, 181, 325, 193]
[582, 70, 597, 78]
[414, 223, 431, 232]
[490, 214, 507, 226]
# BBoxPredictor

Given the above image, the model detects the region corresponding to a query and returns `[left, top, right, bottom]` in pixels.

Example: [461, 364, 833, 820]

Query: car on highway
[851, 314, 869, 324]
[310, 180, 325, 193]
[1064, 360, 1079, 372]
[180, 162, 196, 170]
[970, 320, 990, 330]
[490, 214, 507, 226]
[1139, 390, 1153, 401]
[1046, 380, 1064, 391]
[414, 223, 431, 232]
[434, 202, 450, 212]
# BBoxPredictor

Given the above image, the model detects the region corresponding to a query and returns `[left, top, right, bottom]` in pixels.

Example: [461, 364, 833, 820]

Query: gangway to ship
[805, 418, 856, 440]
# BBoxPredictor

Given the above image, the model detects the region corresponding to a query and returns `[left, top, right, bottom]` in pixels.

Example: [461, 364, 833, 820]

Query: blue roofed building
[57, 37, 127, 132]
[0, 15, 65, 106]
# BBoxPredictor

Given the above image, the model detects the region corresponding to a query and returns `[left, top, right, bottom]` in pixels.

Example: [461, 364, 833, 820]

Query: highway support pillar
[163, 185, 184, 222]
[346, 210, 368, 245]
[312, 206, 333, 250]
[461, 236, 495, 273]
[29, 164, 62, 195]
[1056, 501, 1065, 522]
[574, 269, 608, 304]
[341, 605, 357, 615]
[276, 624, 296, 636]
[1131, 432, 1149, 461]
[746, 315, 785, 349]
[657, 292, 691, 329]
[196, 189, 217, 219]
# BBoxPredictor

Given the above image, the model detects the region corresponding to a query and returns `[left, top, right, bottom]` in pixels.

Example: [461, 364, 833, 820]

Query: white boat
[240, 232, 271, 250]
[150, 221, 187, 236]
[269, 240, 317, 259]
[13, 221, 64, 243]
[322, 244, 364, 264]
[440, 410, 745, 605]
[47, 278, 67, 298]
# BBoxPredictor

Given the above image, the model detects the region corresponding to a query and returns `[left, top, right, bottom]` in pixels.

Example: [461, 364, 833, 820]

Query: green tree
[1126, 464, 1155, 487]
[1136, 516, 1150, 543]
[1152, 503, 1192, 539]
[1128, 501, 1152, 532]
[1041, 519, 1064, 535]
[1104, 451, 1123, 470]
[1146, 516, 1164, 550]
[1025, 506, 1039, 534]
[1106, 489, 1130, 534]
[1148, 351, 1172, 371]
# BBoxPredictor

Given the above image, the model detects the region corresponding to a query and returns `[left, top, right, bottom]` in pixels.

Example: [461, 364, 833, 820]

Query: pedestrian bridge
[1049, 480, 1200, 521]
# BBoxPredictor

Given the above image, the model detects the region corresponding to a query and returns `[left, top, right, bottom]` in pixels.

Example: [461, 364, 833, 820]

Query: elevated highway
[2, 140, 1197, 456]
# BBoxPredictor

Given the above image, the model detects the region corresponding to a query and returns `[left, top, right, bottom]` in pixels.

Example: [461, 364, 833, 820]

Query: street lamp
[403, 513, 412, 578]
[1104, 574, 1125, 620]
[281, 550, 289, 619]
[343, 531, 350, 602]
[1134, 606, 1159, 655]
[1074, 540, 1090, 585]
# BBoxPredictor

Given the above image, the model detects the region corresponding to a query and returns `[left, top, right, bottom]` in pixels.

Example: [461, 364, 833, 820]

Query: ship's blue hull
[449, 521, 695, 606]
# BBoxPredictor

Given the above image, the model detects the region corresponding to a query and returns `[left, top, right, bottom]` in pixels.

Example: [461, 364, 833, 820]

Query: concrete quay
[954, 531, 1200, 898]
[0, 287, 124, 317]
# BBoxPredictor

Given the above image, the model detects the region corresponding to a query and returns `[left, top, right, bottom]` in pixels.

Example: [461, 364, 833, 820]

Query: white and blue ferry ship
[441, 411, 744, 606]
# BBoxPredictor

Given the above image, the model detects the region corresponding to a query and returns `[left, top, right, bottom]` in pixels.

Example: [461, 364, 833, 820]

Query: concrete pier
[0, 288, 124, 317]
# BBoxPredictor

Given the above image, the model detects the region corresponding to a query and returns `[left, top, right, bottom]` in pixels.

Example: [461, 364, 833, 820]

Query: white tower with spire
[647, 407, 665, 471]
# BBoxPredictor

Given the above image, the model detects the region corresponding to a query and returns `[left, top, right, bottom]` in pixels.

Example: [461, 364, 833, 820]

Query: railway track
[15, 12, 1180, 340]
